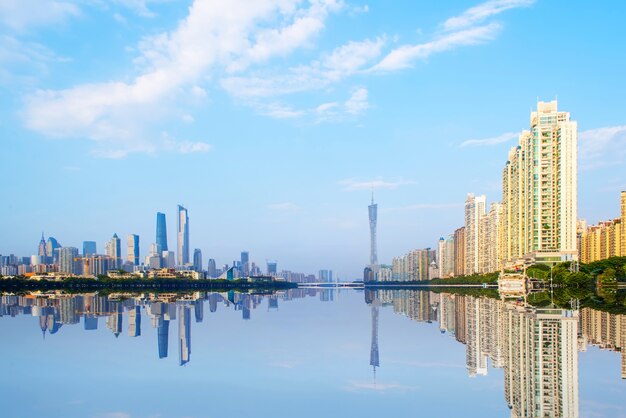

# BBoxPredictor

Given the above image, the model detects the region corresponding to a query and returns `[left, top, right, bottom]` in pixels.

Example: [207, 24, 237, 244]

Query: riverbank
[0, 277, 297, 293]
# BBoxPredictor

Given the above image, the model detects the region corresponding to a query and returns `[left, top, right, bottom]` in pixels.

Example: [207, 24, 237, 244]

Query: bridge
[296, 282, 364, 289]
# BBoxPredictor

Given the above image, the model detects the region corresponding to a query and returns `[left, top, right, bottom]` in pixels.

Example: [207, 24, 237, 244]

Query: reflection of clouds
[270, 360, 300, 369]
[93, 413, 131, 418]
[581, 399, 626, 418]
[342, 381, 419, 393]
[386, 360, 464, 369]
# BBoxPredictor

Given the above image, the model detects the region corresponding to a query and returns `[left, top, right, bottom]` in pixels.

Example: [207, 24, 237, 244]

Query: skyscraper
[156, 212, 168, 252]
[127, 234, 139, 266]
[621, 191, 626, 255]
[83, 241, 97, 257]
[46, 237, 61, 263]
[368, 194, 378, 266]
[105, 233, 121, 269]
[59, 247, 78, 275]
[502, 100, 578, 265]
[464, 193, 486, 275]
[241, 251, 249, 276]
[193, 249, 202, 272]
[267, 261, 277, 276]
[38, 233, 47, 258]
[207, 258, 217, 278]
[177, 205, 189, 266]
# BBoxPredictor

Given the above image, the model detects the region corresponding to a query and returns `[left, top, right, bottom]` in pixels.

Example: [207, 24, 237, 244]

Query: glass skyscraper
[83, 241, 97, 257]
[177, 205, 189, 266]
[156, 212, 168, 252]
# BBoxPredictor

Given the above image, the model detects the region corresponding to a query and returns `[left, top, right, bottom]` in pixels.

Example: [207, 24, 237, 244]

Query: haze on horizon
[1, 0, 625, 278]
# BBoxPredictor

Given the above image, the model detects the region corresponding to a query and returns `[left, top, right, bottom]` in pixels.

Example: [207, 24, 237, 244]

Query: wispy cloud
[221, 37, 386, 99]
[20, 0, 531, 156]
[382, 203, 463, 212]
[93, 413, 132, 418]
[459, 131, 519, 147]
[371, 23, 501, 72]
[339, 177, 414, 191]
[267, 202, 301, 212]
[342, 381, 420, 393]
[0, 0, 79, 31]
[579, 125, 626, 170]
[22, 0, 343, 157]
[443, 0, 535, 31]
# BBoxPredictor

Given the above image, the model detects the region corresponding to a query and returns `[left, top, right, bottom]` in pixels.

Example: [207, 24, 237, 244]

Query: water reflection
[365, 289, 625, 418]
[1, 288, 624, 417]
[0, 289, 326, 366]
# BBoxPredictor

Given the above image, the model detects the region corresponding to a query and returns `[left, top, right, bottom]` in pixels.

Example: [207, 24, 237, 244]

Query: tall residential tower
[501, 100, 578, 265]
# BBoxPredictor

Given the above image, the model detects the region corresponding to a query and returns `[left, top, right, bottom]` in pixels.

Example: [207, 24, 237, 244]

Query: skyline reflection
[1, 289, 624, 417]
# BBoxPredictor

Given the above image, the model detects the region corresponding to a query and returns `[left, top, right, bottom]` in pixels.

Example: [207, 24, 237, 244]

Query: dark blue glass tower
[156, 212, 168, 252]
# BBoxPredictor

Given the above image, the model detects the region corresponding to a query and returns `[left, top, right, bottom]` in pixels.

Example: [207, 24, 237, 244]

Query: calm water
[0, 289, 624, 418]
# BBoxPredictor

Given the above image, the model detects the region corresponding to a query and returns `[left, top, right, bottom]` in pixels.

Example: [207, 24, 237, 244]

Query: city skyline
[1, 1, 626, 278]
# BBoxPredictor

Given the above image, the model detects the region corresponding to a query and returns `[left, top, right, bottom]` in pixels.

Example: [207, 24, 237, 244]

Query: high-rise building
[127, 234, 139, 266]
[46, 237, 61, 263]
[318, 269, 333, 283]
[438, 235, 455, 278]
[454, 227, 465, 276]
[162, 251, 175, 268]
[478, 203, 503, 274]
[38, 233, 47, 258]
[267, 261, 277, 276]
[59, 247, 79, 275]
[369, 194, 378, 266]
[83, 241, 97, 257]
[193, 249, 202, 272]
[105, 233, 121, 269]
[177, 205, 189, 266]
[502, 100, 578, 266]
[464, 193, 486, 275]
[622, 191, 626, 255]
[156, 212, 168, 252]
[241, 251, 249, 276]
[207, 258, 217, 278]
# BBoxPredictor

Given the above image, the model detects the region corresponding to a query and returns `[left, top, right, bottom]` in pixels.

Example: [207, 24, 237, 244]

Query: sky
[1, 0, 625, 278]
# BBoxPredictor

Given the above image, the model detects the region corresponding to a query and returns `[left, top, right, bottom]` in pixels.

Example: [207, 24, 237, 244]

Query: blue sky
[1, 0, 625, 278]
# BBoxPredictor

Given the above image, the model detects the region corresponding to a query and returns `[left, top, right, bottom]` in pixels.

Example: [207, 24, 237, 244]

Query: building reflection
[0, 289, 321, 367]
[364, 290, 608, 418]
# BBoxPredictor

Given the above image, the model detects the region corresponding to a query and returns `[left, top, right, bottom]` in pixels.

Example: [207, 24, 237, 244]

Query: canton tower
[368, 194, 378, 266]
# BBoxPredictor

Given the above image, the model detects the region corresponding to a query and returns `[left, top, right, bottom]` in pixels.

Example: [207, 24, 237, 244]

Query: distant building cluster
[579, 191, 626, 263]
[0, 288, 331, 366]
[0, 205, 331, 283]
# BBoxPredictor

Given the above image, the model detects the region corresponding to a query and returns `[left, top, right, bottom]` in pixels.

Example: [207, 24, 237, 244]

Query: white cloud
[339, 177, 414, 191]
[22, 0, 343, 157]
[443, 0, 535, 31]
[342, 381, 419, 392]
[267, 202, 301, 211]
[316, 102, 339, 114]
[344, 87, 368, 115]
[579, 125, 626, 170]
[371, 23, 501, 72]
[0, 36, 70, 85]
[221, 37, 385, 99]
[0, 0, 79, 31]
[459, 131, 519, 147]
[162, 132, 212, 155]
[382, 203, 463, 212]
[181, 114, 194, 123]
